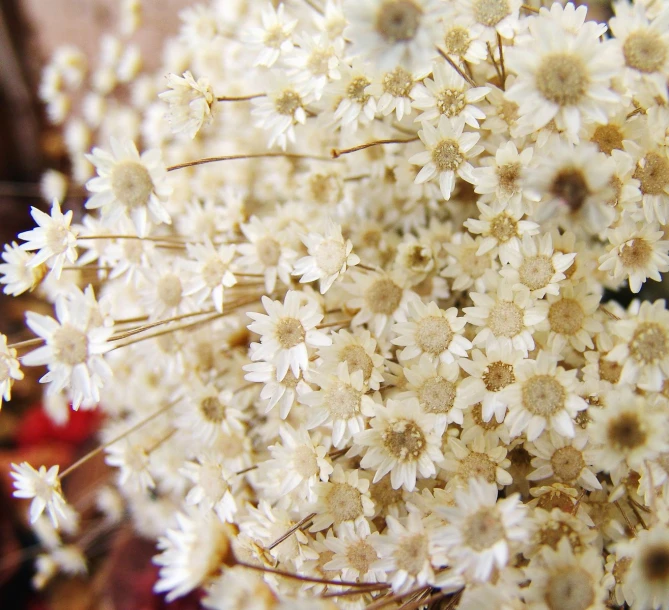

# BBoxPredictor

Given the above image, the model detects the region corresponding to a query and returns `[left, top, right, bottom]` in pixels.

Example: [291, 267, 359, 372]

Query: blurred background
[0, 0, 633, 608]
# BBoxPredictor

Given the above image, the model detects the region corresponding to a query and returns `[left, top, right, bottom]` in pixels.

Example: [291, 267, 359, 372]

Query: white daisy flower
[523, 537, 606, 610]
[237, 215, 297, 294]
[598, 218, 669, 293]
[251, 75, 308, 150]
[500, 233, 575, 299]
[589, 390, 662, 486]
[609, 1, 669, 102]
[617, 526, 669, 610]
[247, 290, 331, 381]
[0, 242, 46, 296]
[85, 137, 172, 237]
[355, 398, 444, 491]
[181, 456, 237, 524]
[472, 141, 537, 210]
[154, 510, 233, 601]
[397, 355, 468, 426]
[316, 328, 385, 391]
[505, 350, 587, 441]
[203, 566, 278, 610]
[323, 520, 385, 583]
[526, 429, 602, 491]
[344, 0, 446, 73]
[453, 0, 522, 42]
[365, 65, 420, 121]
[441, 433, 513, 489]
[606, 299, 669, 392]
[464, 199, 540, 265]
[345, 269, 413, 338]
[440, 19, 487, 64]
[292, 219, 359, 294]
[540, 282, 603, 353]
[411, 60, 490, 127]
[11, 462, 70, 527]
[243, 359, 311, 419]
[464, 279, 548, 356]
[410, 115, 484, 201]
[284, 33, 343, 102]
[372, 510, 436, 592]
[441, 232, 499, 293]
[301, 362, 376, 447]
[458, 343, 525, 424]
[392, 298, 470, 364]
[264, 424, 333, 501]
[324, 60, 377, 133]
[625, 139, 669, 225]
[310, 464, 374, 531]
[0, 333, 23, 406]
[529, 140, 617, 232]
[158, 71, 215, 139]
[175, 381, 246, 446]
[241, 1, 296, 67]
[18, 200, 78, 279]
[184, 240, 236, 313]
[22, 290, 113, 409]
[505, 15, 621, 138]
[433, 478, 528, 582]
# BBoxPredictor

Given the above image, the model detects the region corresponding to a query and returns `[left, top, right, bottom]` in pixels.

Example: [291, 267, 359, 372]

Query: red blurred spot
[16, 404, 101, 448]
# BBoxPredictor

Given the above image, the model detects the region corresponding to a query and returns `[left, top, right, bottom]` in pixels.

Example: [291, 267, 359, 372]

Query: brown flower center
[629, 322, 668, 364]
[383, 419, 426, 461]
[550, 446, 585, 483]
[432, 139, 464, 172]
[522, 375, 565, 416]
[483, 361, 515, 392]
[275, 317, 306, 349]
[110, 161, 154, 209]
[376, 0, 423, 43]
[634, 152, 669, 196]
[548, 299, 585, 336]
[536, 53, 590, 107]
[365, 277, 403, 316]
[623, 30, 667, 74]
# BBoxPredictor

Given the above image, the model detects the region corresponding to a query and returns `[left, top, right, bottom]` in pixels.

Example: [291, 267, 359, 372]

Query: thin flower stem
[321, 584, 388, 598]
[317, 318, 353, 329]
[59, 401, 177, 480]
[233, 465, 258, 476]
[497, 33, 506, 87]
[236, 560, 390, 588]
[626, 107, 645, 119]
[356, 263, 380, 272]
[521, 3, 540, 12]
[435, 47, 477, 87]
[364, 585, 431, 610]
[77, 234, 189, 244]
[614, 500, 637, 536]
[108, 312, 223, 351]
[398, 590, 450, 610]
[145, 429, 177, 454]
[328, 447, 348, 460]
[331, 138, 419, 159]
[267, 512, 316, 550]
[487, 42, 504, 83]
[216, 93, 266, 102]
[628, 499, 648, 530]
[109, 295, 262, 351]
[110, 308, 217, 342]
[7, 337, 44, 350]
[167, 152, 336, 172]
[303, 0, 324, 14]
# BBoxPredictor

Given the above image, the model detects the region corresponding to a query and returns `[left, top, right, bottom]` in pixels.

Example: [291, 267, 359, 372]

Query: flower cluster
[4, 0, 669, 608]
